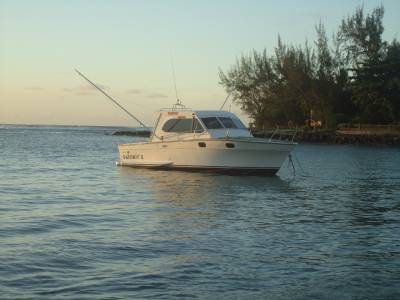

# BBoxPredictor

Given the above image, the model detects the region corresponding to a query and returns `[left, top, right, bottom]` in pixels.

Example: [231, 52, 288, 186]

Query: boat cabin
[150, 109, 252, 142]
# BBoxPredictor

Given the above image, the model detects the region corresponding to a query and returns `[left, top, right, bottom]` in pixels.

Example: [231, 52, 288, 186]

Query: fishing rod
[75, 69, 147, 128]
[219, 93, 231, 110]
[170, 56, 180, 104]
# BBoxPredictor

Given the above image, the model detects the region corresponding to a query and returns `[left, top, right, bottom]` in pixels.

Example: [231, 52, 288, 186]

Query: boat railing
[160, 101, 192, 112]
[158, 130, 208, 142]
[252, 127, 299, 142]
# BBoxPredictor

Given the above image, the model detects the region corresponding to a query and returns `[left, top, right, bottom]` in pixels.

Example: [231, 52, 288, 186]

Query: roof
[157, 108, 241, 119]
[194, 110, 240, 119]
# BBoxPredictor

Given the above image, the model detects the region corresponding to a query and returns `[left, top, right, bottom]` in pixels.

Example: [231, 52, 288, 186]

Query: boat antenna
[219, 93, 231, 110]
[75, 69, 147, 128]
[170, 56, 182, 107]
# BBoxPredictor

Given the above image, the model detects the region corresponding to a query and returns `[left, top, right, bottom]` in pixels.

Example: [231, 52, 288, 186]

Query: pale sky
[1, 0, 399, 126]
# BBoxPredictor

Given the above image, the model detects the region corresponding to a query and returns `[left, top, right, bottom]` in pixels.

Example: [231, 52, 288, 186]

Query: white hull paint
[118, 138, 295, 175]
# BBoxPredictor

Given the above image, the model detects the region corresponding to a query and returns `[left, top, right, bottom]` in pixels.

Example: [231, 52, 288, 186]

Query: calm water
[1, 125, 400, 299]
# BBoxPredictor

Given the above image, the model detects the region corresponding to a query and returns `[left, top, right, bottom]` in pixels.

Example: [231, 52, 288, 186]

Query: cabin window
[162, 118, 204, 133]
[218, 117, 237, 129]
[198, 142, 206, 147]
[192, 118, 204, 133]
[225, 142, 235, 148]
[233, 118, 247, 129]
[201, 117, 223, 129]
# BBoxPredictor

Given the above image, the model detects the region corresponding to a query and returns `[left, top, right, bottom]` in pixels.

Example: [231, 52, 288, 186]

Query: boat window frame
[199, 116, 247, 130]
[231, 118, 247, 129]
[200, 117, 224, 129]
[161, 117, 205, 133]
[192, 116, 205, 133]
[218, 117, 238, 129]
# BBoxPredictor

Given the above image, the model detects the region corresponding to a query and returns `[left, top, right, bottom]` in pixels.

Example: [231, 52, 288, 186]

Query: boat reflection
[117, 167, 290, 207]
[117, 167, 291, 245]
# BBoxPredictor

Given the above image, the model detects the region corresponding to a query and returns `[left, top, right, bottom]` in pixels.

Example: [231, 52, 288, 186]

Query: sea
[1, 124, 399, 299]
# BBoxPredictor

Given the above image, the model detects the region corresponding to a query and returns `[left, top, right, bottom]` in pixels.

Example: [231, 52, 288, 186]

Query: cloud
[126, 88, 168, 98]
[62, 83, 109, 95]
[146, 92, 168, 98]
[126, 88, 143, 94]
[24, 86, 44, 91]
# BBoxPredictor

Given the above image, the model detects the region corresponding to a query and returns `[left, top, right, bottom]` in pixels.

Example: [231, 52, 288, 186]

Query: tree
[314, 22, 336, 126]
[220, 5, 399, 129]
[219, 50, 281, 128]
[220, 39, 320, 128]
[380, 40, 400, 121]
[272, 37, 317, 125]
[337, 6, 398, 123]
[337, 5, 385, 66]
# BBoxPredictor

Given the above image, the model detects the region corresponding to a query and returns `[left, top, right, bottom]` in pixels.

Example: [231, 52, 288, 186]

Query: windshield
[201, 116, 247, 130]
[232, 118, 247, 129]
[218, 117, 237, 129]
[162, 118, 204, 133]
[201, 117, 224, 129]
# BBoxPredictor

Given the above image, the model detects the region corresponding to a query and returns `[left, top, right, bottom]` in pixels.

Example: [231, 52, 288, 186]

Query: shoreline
[252, 130, 400, 146]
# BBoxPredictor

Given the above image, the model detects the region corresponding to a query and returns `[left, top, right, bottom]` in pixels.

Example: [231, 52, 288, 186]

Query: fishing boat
[117, 101, 296, 175]
[76, 69, 296, 175]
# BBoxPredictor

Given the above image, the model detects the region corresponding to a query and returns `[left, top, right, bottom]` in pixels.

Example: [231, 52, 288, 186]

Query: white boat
[116, 104, 296, 175]
[74, 69, 296, 175]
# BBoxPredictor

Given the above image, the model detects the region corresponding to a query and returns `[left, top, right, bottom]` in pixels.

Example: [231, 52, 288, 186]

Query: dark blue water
[1, 125, 400, 299]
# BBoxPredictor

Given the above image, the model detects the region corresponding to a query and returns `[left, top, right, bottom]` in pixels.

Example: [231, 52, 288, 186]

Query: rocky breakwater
[112, 129, 152, 137]
[253, 124, 400, 146]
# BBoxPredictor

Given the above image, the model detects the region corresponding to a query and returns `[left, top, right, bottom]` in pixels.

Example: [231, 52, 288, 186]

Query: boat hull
[117, 138, 295, 176]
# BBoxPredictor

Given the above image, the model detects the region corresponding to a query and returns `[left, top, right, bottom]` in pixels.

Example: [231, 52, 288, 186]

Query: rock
[112, 130, 152, 137]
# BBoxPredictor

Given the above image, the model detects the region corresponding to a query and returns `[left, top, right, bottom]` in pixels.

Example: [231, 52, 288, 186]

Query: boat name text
[123, 152, 144, 160]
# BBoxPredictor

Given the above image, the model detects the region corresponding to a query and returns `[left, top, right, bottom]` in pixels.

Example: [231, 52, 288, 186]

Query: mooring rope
[288, 153, 296, 180]
[293, 152, 307, 176]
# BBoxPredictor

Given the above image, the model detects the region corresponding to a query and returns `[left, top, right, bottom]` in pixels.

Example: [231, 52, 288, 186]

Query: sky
[1, 0, 399, 127]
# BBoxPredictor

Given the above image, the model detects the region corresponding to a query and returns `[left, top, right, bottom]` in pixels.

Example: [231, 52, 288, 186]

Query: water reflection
[116, 167, 293, 242]
[117, 167, 290, 206]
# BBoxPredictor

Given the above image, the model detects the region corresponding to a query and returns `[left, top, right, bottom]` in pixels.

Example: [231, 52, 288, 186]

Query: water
[1, 125, 399, 299]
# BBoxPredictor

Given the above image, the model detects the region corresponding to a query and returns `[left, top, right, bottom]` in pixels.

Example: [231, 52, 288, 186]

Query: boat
[116, 102, 296, 175]
[75, 69, 296, 175]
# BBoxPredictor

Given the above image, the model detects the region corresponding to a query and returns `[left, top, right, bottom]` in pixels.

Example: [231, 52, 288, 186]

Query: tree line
[219, 6, 400, 129]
